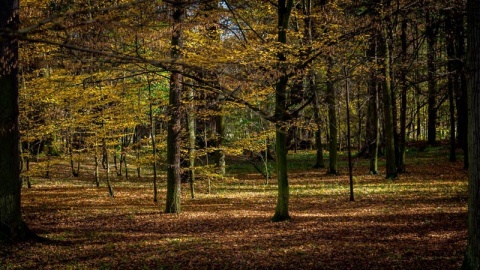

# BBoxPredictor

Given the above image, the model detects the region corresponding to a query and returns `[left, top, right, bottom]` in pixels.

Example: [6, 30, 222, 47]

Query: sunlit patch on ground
[0, 150, 468, 269]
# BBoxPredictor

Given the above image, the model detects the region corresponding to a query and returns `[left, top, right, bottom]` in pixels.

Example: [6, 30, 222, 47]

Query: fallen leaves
[0, 151, 468, 269]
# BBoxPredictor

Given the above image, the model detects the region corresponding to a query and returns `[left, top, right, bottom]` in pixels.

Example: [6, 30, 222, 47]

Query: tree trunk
[214, 101, 225, 176]
[94, 137, 100, 187]
[344, 68, 354, 202]
[272, 0, 293, 222]
[426, 10, 437, 145]
[102, 138, 114, 197]
[461, 0, 480, 267]
[454, 12, 469, 169]
[446, 11, 457, 162]
[398, 17, 408, 172]
[148, 79, 158, 204]
[381, 25, 397, 179]
[165, 0, 184, 214]
[0, 0, 33, 242]
[313, 81, 325, 169]
[326, 57, 338, 175]
[366, 35, 379, 175]
[187, 83, 196, 199]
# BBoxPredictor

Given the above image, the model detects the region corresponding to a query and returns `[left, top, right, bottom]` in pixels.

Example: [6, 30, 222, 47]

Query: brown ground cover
[0, 149, 468, 269]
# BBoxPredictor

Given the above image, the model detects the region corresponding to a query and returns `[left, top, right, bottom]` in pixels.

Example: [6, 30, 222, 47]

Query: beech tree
[272, 0, 293, 222]
[0, 0, 33, 242]
[462, 0, 480, 267]
[326, 57, 338, 175]
[165, 0, 184, 214]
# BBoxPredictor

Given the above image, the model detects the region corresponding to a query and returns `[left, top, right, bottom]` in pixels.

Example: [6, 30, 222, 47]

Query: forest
[1, 0, 480, 269]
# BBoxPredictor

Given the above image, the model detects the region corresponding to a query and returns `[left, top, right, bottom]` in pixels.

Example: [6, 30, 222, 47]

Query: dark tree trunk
[272, 0, 293, 222]
[0, 0, 34, 242]
[102, 138, 114, 197]
[446, 11, 457, 162]
[326, 57, 338, 175]
[313, 82, 325, 169]
[344, 68, 354, 202]
[366, 35, 379, 175]
[426, 10, 437, 145]
[462, 0, 480, 267]
[165, 0, 184, 214]
[398, 17, 408, 173]
[381, 24, 397, 179]
[454, 12, 469, 169]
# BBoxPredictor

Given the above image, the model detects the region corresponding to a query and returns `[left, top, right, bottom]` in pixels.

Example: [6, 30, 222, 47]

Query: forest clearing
[1, 147, 467, 269]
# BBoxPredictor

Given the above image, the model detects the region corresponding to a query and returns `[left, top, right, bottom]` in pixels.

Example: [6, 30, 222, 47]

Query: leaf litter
[0, 152, 468, 269]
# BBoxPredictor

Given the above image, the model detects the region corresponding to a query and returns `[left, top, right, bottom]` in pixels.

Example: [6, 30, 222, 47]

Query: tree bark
[187, 83, 196, 199]
[148, 79, 158, 203]
[214, 100, 225, 176]
[0, 0, 33, 242]
[313, 80, 325, 169]
[454, 11, 468, 169]
[272, 0, 293, 222]
[461, 0, 480, 267]
[398, 17, 408, 172]
[426, 10, 437, 145]
[381, 21, 397, 179]
[445, 11, 457, 162]
[326, 57, 338, 175]
[344, 68, 354, 202]
[165, 0, 184, 214]
[366, 35, 379, 175]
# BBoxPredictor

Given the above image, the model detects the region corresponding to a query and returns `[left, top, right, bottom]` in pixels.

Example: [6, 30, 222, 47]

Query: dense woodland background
[16, 0, 469, 201]
[1, 0, 480, 269]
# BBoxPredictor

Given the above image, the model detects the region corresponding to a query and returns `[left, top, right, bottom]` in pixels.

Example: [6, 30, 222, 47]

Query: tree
[0, 0, 33, 242]
[326, 57, 338, 175]
[313, 87, 325, 169]
[397, 14, 408, 172]
[380, 4, 397, 179]
[426, 9, 437, 146]
[445, 9, 457, 162]
[165, 0, 184, 214]
[366, 35, 379, 175]
[461, 0, 480, 267]
[272, 0, 293, 222]
[453, 5, 468, 169]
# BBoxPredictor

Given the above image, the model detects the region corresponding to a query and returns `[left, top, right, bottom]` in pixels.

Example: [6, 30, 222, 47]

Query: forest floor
[0, 145, 468, 269]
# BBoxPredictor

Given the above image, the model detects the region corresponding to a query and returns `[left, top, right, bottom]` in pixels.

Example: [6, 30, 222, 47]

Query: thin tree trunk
[215, 101, 225, 176]
[187, 83, 196, 199]
[388, 21, 400, 173]
[366, 35, 379, 175]
[148, 79, 158, 204]
[446, 12, 457, 162]
[455, 12, 468, 169]
[136, 143, 141, 178]
[326, 57, 338, 175]
[398, 17, 408, 172]
[344, 67, 354, 202]
[313, 83, 325, 169]
[94, 138, 100, 187]
[102, 138, 114, 197]
[426, 10, 437, 145]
